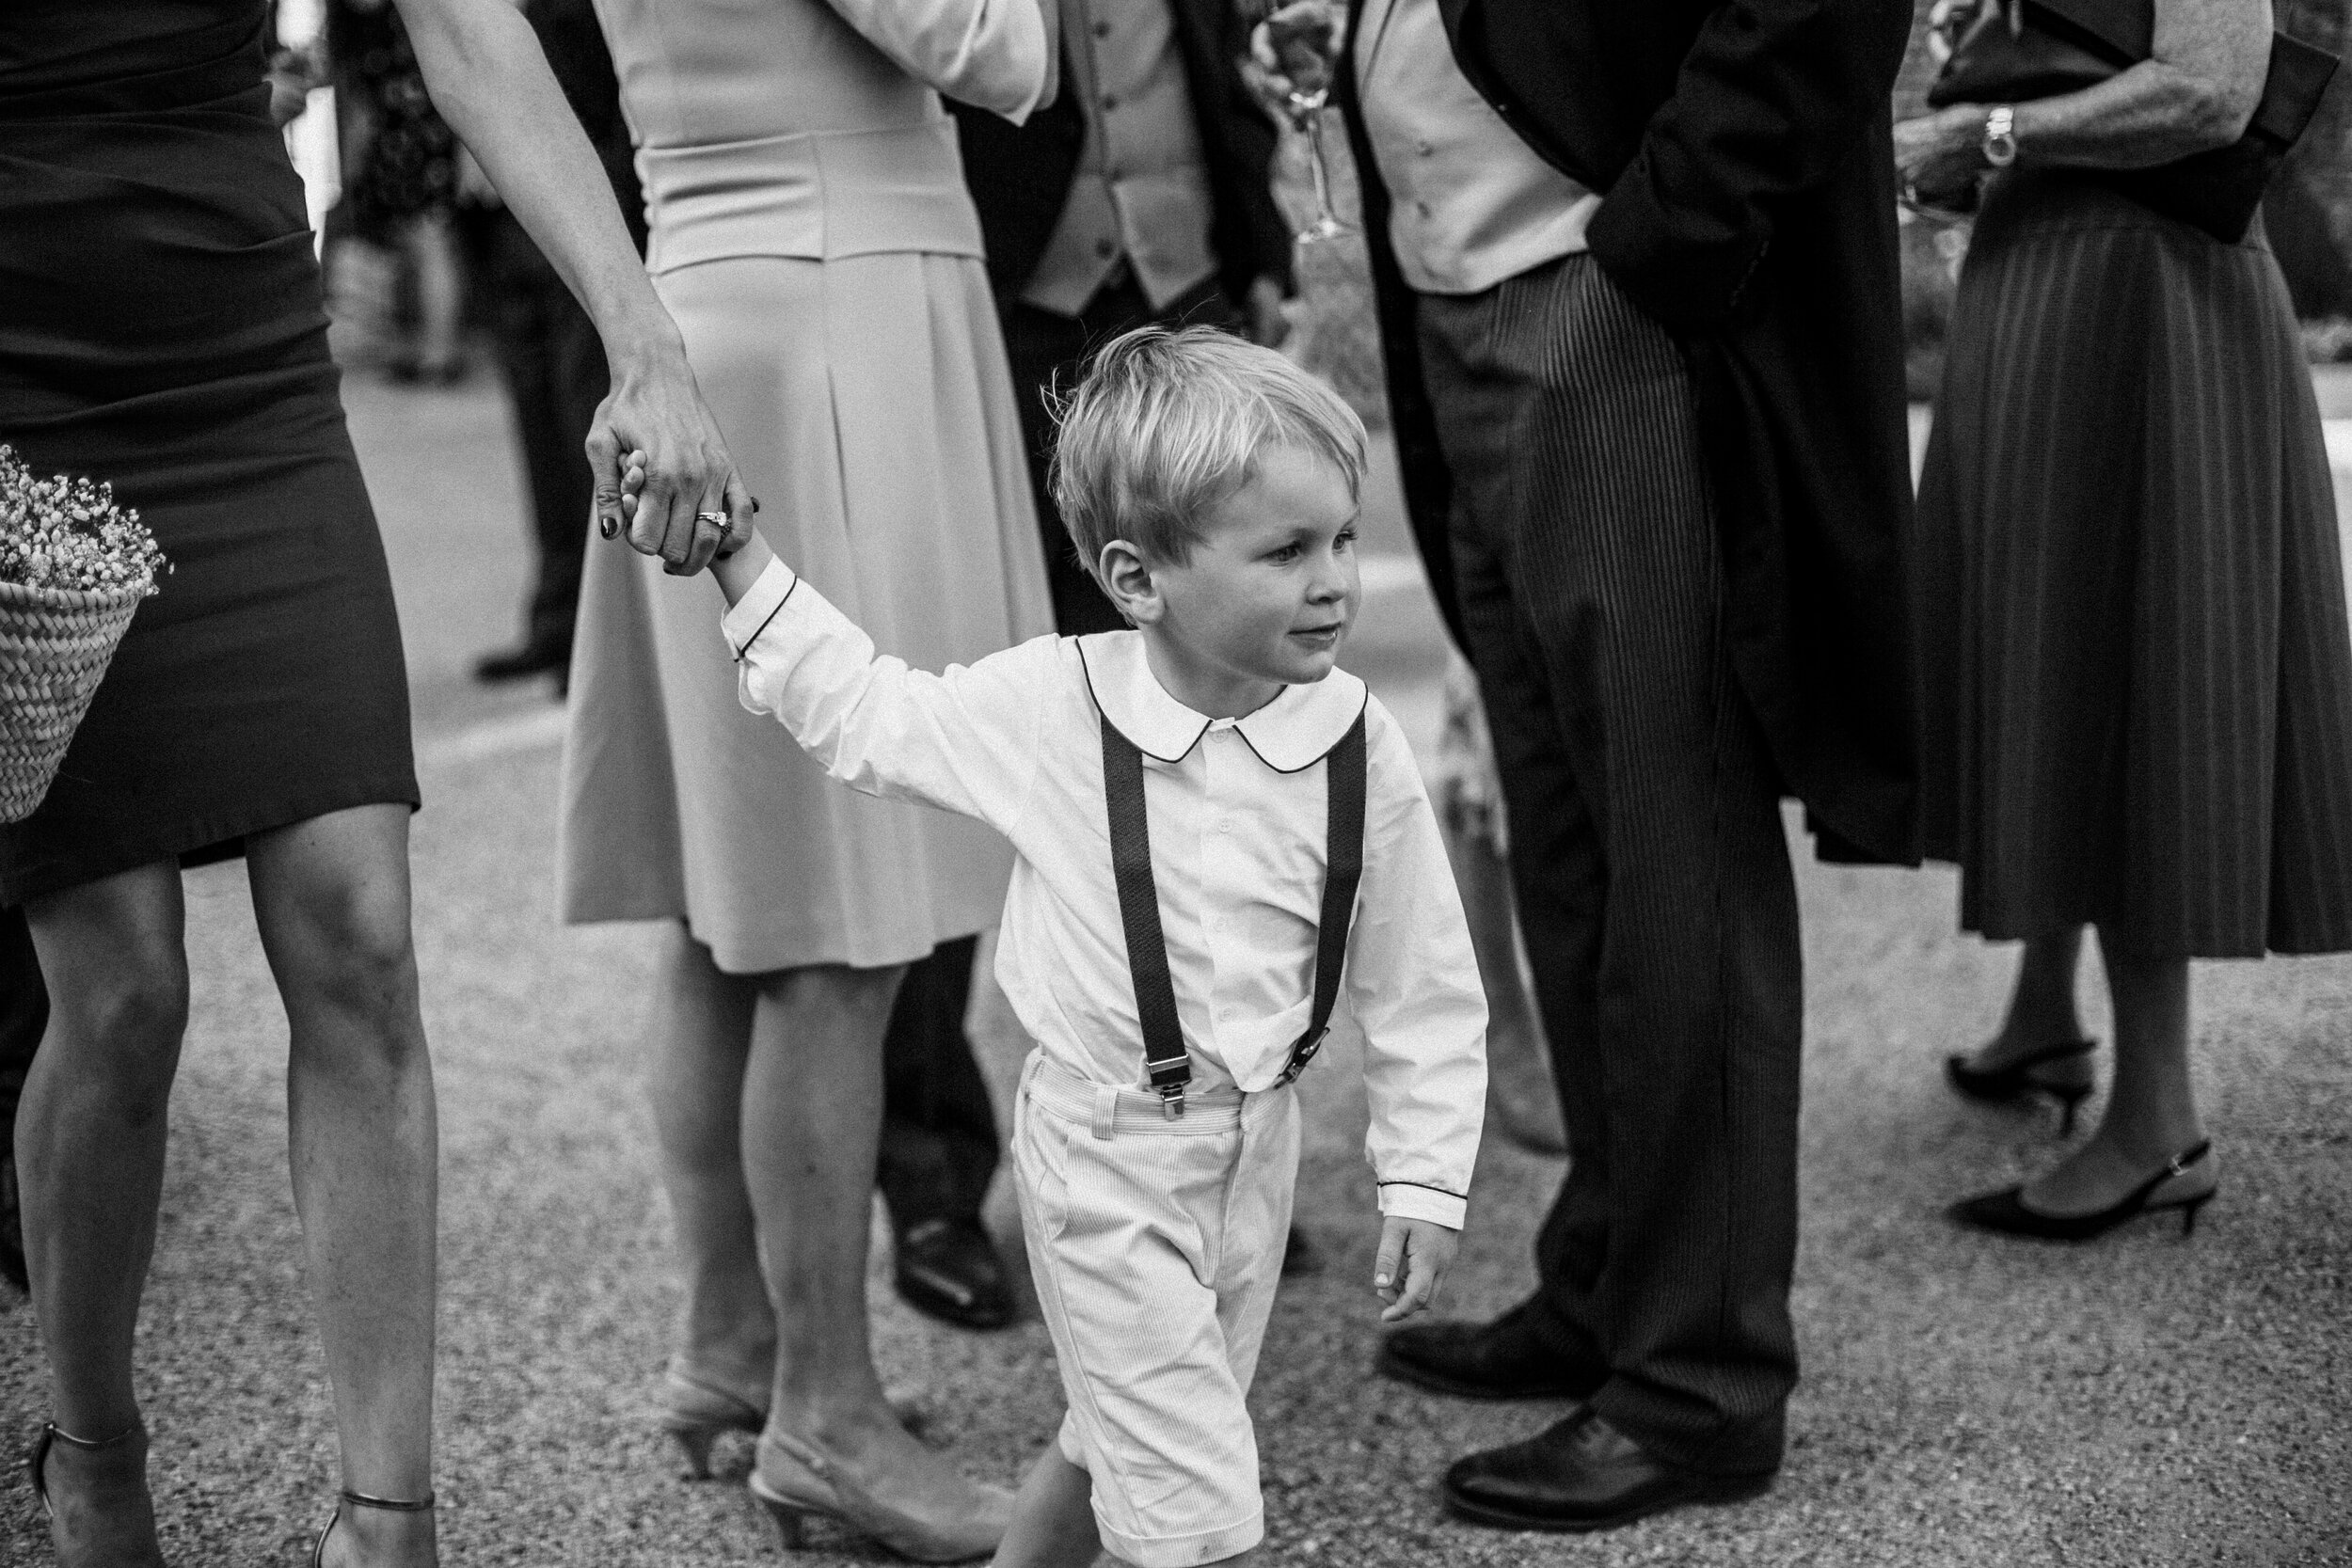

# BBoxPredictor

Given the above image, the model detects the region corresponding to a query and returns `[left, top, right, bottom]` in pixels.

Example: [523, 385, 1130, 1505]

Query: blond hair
[1049, 325, 1367, 580]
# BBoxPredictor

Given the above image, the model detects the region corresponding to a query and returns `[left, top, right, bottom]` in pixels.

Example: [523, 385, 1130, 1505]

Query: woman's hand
[1895, 104, 1990, 210]
[589, 348, 755, 578]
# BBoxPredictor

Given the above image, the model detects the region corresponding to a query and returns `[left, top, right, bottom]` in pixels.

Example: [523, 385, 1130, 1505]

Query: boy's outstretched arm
[1375, 1215, 1460, 1323]
[622, 459, 1051, 834]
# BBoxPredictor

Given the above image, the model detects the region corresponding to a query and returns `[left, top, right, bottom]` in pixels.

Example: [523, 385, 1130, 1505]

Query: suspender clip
[1277, 1024, 1330, 1088]
[1157, 1082, 1186, 1119]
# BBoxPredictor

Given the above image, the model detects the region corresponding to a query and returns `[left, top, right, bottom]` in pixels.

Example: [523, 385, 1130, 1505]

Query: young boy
[690, 326, 1486, 1566]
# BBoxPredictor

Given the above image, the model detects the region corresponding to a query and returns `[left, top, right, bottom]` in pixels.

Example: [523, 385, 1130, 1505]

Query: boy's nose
[1306, 565, 1350, 604]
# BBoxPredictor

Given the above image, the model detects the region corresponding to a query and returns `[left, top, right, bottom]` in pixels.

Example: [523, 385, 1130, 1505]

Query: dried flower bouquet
[1, 444, 169, 822]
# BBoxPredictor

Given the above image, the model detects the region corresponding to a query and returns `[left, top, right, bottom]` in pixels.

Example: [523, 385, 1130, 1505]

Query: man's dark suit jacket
[1339, 0, 1921, 866]
[945, 0, 1294, 303]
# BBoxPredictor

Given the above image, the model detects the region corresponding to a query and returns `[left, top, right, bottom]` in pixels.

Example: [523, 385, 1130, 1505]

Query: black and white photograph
[2, 0, 2347, 1562]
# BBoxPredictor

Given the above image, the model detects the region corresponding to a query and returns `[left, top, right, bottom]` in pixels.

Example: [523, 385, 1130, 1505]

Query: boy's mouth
[1288, 623, 1343, 646]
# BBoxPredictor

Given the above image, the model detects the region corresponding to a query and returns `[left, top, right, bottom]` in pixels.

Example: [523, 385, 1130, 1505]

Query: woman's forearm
[2010, 64, 2261, 169]
[391, 0, 748, 578]
[392, 0, 680, 371]
[2008, 0, 2271, 169]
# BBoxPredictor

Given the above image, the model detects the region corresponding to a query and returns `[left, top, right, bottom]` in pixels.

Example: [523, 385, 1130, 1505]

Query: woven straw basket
[0, 576, 150, 823]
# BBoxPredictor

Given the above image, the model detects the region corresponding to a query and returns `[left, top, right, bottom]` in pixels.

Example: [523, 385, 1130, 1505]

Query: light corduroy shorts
[1012, 1053, 1302, 1567]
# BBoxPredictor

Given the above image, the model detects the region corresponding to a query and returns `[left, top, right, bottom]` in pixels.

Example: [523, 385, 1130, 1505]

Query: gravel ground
[6, 375, 2349, 1567]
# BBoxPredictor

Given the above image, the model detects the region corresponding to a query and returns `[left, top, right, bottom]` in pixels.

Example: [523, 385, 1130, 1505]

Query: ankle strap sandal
[310, 1487, 437, 1567]
[27, 1421, 144, 1513]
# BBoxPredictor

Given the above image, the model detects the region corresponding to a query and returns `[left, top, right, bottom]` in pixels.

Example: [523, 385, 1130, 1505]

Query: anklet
[42, 1422, 141, 1451]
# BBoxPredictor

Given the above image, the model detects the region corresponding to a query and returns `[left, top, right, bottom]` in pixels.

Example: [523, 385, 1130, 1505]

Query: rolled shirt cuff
[720, 556, 799, 659]
[1376, 1181, 1466, 1230]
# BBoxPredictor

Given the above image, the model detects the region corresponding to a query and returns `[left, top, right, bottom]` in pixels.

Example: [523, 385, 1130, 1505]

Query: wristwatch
[1982, 104, 2019, 168]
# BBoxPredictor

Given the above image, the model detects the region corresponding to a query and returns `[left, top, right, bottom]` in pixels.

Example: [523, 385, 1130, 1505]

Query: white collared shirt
[723, 558, 1486, 1228]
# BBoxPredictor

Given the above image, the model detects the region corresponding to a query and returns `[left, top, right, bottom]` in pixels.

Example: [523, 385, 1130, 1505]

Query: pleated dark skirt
[1917, 168, 2352, 958]
[0, 18, 419, 904]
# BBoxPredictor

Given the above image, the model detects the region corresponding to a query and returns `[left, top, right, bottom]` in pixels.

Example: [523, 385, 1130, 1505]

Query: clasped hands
[587, 353, 757, 577]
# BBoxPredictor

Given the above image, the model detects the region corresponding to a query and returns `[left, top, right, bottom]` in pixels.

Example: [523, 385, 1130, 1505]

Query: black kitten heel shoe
[310, 1488, 436, 1567]
[1950, 1140, 2217, 1242]
[1945, 1037, 2098, 1135]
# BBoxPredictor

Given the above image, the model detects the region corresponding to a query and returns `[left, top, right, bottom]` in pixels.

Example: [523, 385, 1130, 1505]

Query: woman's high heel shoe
[656, 1369, 768, 1481]
[1945, 1037, 2098, 1135]
[28, 1421, 167, 1567]
[310, 1488, 436, 1568]
[747, 1427, 1012, 1563]
[1950, 1140, 2217, 1242]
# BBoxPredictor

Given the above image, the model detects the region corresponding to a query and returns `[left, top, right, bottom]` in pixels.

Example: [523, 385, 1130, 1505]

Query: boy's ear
[1097, 540, 1162, 626]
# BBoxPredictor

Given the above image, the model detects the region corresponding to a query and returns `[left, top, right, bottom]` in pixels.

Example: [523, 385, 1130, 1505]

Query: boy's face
[1138, 443, 1359, 712]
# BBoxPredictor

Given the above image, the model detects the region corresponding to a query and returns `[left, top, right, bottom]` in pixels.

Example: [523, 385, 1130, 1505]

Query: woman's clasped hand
[607, 431, 757, 578]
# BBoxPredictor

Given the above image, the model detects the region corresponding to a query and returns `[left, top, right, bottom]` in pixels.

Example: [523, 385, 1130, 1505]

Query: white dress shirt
[1353, 0, 1597, 295]
[723, 557, 1487, 1227]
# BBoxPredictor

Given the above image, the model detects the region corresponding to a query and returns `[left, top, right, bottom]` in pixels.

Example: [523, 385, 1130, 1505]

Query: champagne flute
[1244, 0, 1354, 245]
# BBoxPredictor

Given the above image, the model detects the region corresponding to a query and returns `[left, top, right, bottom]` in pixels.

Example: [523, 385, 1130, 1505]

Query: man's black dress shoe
[1377, 1300, 1604, 1402]
[892, 1217, 1014, 1331]
[472, 640, 569, 684]
[1443, 1406, 1773, 1533]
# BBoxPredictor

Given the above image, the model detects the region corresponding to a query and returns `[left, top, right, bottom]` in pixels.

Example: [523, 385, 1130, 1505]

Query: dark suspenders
[1099, 709, 1369, 1118]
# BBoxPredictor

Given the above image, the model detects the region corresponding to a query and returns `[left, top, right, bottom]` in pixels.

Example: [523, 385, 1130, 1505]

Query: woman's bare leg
[2020, 942, 2208, 1214]
[246, 805, 437, 1566]
[19, 861, 187, 1565]
[645, 927, 774, 1407]
[1963, 928, 2092, 1078]
[745, 962, 990, 1505]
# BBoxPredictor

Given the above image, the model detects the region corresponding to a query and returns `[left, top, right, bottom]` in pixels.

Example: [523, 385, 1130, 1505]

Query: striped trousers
[1421, 254, 1801, 1476]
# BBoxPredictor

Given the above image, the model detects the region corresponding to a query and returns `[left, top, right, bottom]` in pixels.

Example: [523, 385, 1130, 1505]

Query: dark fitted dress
[0, 0, 419, 904]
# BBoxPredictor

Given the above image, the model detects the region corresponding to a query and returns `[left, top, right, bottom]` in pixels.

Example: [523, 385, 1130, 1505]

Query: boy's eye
[1335, 527, 1358, 548]
[1265, 543, 1301, 563]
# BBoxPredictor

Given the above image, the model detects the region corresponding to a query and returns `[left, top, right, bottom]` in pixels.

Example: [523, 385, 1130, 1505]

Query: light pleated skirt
[1916, 169, 2352, 958]
[557, 250, 1053, 973]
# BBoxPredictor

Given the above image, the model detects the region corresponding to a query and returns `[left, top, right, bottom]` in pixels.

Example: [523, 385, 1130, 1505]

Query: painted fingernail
[751, 496, 761, 513]
[598, 515, 617, 539]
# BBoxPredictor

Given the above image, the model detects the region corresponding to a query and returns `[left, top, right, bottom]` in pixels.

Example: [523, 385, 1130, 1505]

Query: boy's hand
[1373, 1216, 1456, 1323]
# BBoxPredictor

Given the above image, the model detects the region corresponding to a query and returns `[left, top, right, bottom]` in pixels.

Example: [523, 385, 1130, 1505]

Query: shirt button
[1416, 200, 1432, 217]
[1101, 94, 1118, 111]
[1417, 139, 1433, 156]
[1094, 238, 1115, 259]
[1093, 19, 1109, 36]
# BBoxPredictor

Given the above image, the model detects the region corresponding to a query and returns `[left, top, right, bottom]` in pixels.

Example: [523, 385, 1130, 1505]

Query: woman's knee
[51, 965, 190, 1115]
[25, 876, 191, 1115]
[759, 961, 904, 1019]
[272, 871, 421, 1027]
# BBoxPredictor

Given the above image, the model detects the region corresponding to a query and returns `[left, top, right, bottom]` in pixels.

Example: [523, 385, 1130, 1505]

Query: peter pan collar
[1078, 631, 1368, 775]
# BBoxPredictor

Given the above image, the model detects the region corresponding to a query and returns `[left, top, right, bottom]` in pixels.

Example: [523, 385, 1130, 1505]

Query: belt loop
[1090, 1085, 1120, 1141]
